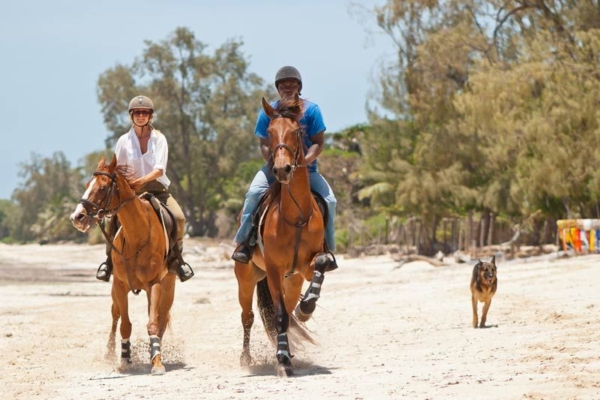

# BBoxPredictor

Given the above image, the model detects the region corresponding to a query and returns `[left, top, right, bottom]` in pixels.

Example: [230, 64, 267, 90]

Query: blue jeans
[234, 164, 337, 251]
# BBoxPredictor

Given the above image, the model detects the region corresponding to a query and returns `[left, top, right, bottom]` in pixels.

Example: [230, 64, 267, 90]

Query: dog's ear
[491, 255, 495, 264]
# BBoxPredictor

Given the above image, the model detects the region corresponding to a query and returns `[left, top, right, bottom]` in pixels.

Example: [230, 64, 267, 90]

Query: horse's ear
[262, 97, 276, 118]
[109, 154, 117, 170]
[97, 157, 105, 169]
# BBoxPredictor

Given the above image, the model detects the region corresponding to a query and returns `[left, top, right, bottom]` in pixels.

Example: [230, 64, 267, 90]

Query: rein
[281, 183, 314, 278]
[270, 117, 313, 276]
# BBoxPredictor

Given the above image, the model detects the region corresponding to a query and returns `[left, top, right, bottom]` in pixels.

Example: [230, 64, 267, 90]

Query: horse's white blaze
[69, 177, 95, 220]
[70, 203, 85, 221]
[80, 178, 96, 201]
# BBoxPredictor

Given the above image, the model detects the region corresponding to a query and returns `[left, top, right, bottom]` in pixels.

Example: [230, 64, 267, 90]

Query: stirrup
[324, 251, 338, 272]
[178, 262, 194, 282]
[96, 261, 111, 282]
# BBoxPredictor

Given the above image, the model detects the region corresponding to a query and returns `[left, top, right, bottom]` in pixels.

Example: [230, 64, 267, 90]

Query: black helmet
[128, 95, 154, 113]
[275, 66, 302, 91]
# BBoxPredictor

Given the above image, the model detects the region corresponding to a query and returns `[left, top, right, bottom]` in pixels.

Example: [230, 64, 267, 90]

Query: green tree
[11, 152, 85, 242]
[97, 27, 273, 236]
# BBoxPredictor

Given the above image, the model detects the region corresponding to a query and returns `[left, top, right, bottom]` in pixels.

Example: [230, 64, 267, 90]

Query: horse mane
[97, 156, 142, 192]
[116, 165, 143, 192]
[275, 94, 304, 122]
[264, 181, 282, 206]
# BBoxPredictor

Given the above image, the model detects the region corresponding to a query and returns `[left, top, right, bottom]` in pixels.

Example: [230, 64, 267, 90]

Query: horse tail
[256, 278, 278, 342]
[256, 278, 317, 347]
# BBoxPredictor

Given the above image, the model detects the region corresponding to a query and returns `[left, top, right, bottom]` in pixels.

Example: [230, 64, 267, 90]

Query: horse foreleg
[235, 261, 261, 366]
[112, 282, 132, 365]
[266, 274, 292, 377]
[105, 301, 120, 361]
[157, 274, 175, 339]
[296, 253, 328, 321]
[147, 282, 165, 375]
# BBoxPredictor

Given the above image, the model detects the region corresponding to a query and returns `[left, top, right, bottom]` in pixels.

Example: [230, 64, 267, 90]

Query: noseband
[79, 171, 134, 219]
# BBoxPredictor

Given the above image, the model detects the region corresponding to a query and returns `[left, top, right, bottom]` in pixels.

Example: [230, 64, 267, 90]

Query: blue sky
[0, 0, 393, 199]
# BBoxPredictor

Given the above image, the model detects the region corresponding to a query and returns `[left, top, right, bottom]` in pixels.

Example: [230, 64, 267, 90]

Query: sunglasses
[132, 110, 151, 117]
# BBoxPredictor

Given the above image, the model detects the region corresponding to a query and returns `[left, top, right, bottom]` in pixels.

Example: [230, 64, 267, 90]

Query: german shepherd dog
[470, 255, 498, 328]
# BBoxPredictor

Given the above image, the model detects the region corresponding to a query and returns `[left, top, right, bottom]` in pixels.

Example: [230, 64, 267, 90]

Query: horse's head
[70, 155, 122, 233]
[263, 96, 305, 184]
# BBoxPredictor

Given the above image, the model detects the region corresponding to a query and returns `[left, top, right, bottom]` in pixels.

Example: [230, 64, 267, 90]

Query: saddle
[140, 192, 178, 254]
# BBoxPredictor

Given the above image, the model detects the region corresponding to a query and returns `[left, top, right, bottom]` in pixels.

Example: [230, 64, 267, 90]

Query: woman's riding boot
[96, 257, 112, 282]
[167, 241, 194, 282]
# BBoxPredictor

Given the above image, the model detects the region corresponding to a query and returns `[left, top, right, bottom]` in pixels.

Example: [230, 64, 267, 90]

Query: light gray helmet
[275, 66, 302, 91]
[128, 95, 154, 113]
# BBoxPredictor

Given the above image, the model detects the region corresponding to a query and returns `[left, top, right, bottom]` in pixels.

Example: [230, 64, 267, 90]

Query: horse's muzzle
[70, 204, 93, 233]
[273, 164, 293, 184]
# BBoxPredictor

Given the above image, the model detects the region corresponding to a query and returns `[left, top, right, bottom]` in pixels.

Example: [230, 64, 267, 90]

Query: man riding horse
[232, 66, 338, 270]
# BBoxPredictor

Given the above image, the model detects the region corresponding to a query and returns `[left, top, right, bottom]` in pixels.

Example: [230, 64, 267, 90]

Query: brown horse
[234, 96, 331, 377]
[70, 155, 176, 375]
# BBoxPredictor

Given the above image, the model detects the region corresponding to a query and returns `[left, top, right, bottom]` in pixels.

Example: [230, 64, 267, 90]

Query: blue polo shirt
[255, 99, 326, 172]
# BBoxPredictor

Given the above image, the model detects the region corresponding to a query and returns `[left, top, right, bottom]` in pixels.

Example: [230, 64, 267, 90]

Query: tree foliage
[362, 0, 600, 253]
[97, 27, 274, 236]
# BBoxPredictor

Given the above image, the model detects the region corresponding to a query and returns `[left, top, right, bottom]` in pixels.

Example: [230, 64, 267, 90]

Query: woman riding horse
[70, 156, 177, 375]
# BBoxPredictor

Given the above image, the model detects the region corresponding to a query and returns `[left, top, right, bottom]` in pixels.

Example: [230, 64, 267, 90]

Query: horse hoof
[151, 365, 166, 375]
[276, 364, 294, 377]
[240, 352, 252, 367]
[294, 304, 312, 322]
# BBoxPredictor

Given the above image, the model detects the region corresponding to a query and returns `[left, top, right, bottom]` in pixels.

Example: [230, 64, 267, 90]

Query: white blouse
[114, 128, 171, 188]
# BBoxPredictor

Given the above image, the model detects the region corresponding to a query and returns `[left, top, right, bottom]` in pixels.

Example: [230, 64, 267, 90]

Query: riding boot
[231, 227, 257, 264]
[167, 240, 194, 282]
[96, 257, 112, 282]
[231, 243, 253, 264]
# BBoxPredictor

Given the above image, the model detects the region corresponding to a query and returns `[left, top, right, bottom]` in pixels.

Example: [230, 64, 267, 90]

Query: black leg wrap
[149, 335, 161, 361]
[121, 340, 132, 363]
[275, 333, 291, 366]
[300, 270, 324, 315]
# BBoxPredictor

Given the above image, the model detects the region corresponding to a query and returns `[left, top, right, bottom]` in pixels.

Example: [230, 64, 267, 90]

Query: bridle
[270, 116, 309, 174]
[78, 171, 135, 220]
[79, 169, 150, 290]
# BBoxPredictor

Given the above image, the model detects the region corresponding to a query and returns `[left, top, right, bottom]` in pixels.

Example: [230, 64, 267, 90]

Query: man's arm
[260, 138, 271, 162]
[304, 131, 325, 164]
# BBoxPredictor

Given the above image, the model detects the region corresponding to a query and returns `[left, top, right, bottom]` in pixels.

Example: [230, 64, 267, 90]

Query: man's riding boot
[325, 255, 338, 272]
[167, 241, 194, 282]
[231, 243, 252, 264]
[96, 257, 112, 282]
[232, 226, 257, 264]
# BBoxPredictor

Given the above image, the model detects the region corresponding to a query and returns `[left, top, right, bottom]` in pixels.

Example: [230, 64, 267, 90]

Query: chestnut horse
[234, 96, 331, 377]
[70, 155, 175, 375]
